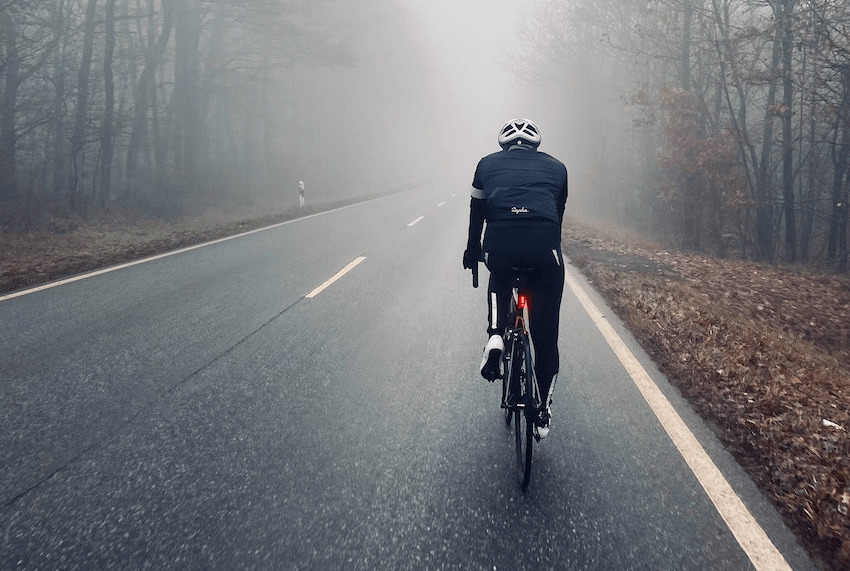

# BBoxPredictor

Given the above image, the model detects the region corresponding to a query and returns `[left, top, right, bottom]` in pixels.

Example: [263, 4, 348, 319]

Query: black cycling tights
[485, 248, 565, 405]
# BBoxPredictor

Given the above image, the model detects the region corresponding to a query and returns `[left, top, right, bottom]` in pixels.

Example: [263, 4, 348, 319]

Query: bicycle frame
[501, 283, 541, 411]
[514, 290, 543, 410]
[500, 293, 530, 409]
[500, 276, 543, 492]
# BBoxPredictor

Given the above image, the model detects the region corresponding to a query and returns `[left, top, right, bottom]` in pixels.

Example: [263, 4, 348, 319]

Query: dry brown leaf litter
[563, 218, 849, 570]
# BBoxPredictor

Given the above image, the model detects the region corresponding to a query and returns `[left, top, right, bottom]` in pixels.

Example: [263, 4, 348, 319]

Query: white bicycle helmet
[498, 118, 541, 149]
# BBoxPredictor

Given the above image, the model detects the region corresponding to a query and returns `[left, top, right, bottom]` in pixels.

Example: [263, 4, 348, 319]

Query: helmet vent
[498, 118, 541, 148]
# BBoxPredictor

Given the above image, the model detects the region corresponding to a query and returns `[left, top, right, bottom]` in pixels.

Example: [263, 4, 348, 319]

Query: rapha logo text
[511, 207, 530, 214]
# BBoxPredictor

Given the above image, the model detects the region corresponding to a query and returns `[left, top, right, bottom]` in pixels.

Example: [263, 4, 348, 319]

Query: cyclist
[462, 118, 568, 438]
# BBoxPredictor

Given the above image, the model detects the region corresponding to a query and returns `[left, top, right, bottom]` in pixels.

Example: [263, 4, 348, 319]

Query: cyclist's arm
[557, 168, 568, 224]
[467, 196, 486, 252]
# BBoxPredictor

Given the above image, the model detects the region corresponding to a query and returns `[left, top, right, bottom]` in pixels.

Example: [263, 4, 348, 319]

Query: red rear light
[517, 294, 528, 310]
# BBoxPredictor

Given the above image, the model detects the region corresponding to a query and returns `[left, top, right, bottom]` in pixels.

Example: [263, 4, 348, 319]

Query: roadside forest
[0, 0, 361, 226]
[526, 0, 850, 272]
[1, 0, 451, 233]
[5, 0, 850, 274]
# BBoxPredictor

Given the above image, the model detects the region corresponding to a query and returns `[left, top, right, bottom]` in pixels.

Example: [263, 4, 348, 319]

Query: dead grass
[563, 217, 850, 570]
[0, 200, 357, 295]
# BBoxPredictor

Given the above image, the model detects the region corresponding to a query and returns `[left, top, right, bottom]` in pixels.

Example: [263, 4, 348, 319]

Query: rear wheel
[514, 404, 533, 492]
[514, 345, 533, 492]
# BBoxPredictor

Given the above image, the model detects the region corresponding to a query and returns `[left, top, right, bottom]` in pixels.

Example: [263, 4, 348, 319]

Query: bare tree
[126, 0, 174, 198]
[520, 0, 850, 271]
[0, 7, 19, 199]
[772, 0, 798, 262]
[68, 0, 98, 211]
[49, 0, 68, 197]
[0, 0, 369, 224]
[172, 0, 204, 201]
[827, 67, 850, 270]
[98, 0, 115, 206]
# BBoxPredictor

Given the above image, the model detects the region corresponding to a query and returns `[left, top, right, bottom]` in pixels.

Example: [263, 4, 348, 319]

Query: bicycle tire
[515, 339, 534, 492]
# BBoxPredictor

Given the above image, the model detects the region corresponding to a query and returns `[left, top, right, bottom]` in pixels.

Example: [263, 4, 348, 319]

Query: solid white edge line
[304, 257, 366, 299]
[407, 216, 425, 227]
[0, 200, 380, 303]
[564, 269, 791, 571]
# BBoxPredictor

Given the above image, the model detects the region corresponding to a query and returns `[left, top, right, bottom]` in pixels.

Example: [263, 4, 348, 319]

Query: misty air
[1, 1, 847, 569]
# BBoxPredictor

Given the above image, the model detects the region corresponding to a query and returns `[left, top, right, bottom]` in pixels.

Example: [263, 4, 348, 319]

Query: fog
[1, 0, 616, 226]
[277, 0, 561, 206]
[253, 0, 637, 224]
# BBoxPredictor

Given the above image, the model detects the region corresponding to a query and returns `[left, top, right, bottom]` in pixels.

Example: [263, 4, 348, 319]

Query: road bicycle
[501, 268, 544, 492]
[473, 265, 543, 492]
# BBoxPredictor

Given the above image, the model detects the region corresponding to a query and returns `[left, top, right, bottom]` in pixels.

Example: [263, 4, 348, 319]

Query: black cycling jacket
[468, 146, 568, 254]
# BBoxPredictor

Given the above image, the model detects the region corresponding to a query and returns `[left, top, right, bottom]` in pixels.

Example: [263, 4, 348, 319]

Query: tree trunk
[126, 0, 174, 197]
[799, 33, 819, 264]
[680, 0, 693, 91]
[173, 0, 204, 202]
[99, 0, 116, 206]
[709, 0, 759, 258]
[838, 174, 848, 273]
[50, 0, 68, 196]
[113, 0, 133, 196]
[69, 0, 98, 212]
[679, 0, 703, 251]
[799, 121, 817, 264]
[827, 70, 850, 271]
[780, 0, 796, 263]
[0, 9, 20, 200]
[830, 153, 849, 272]
[754, 22, 784, 262]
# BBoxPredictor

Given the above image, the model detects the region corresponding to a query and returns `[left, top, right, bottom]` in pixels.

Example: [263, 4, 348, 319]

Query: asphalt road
[1, 184, 817, 569]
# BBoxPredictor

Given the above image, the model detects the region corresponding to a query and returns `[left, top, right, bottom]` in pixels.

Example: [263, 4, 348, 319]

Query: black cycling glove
[463, 246, 481, 270]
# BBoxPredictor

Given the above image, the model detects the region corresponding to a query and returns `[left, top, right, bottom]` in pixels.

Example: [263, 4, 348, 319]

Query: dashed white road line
[564, 269, 792, 571]
[407, 216, 425, 227]
[437, 201, 446, 207]
[0, 201, 373, 303]
[305, 257, 366, 299]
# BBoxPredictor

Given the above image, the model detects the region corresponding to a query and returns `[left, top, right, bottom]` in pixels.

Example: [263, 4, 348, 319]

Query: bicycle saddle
[508, 266, 537, 289]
